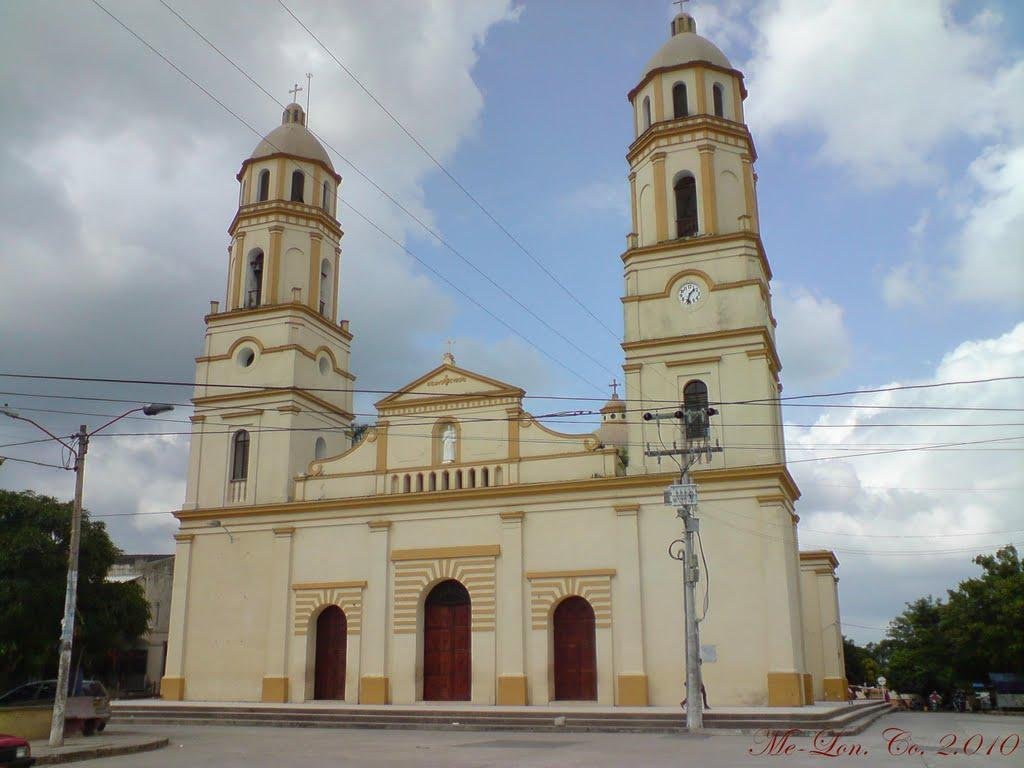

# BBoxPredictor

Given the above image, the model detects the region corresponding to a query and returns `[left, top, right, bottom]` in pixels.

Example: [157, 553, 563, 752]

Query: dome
[249, 103, 334, 171]
[641, 13, 731, 79]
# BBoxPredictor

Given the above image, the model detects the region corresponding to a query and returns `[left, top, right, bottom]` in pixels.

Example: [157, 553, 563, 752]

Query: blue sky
[1, 0, 1022, 644]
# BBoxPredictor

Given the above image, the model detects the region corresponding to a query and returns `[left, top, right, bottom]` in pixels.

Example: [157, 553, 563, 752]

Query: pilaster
[261, 526, 295, 702]
[307, 232, 322, 311]
[267, 225, 284, 305]
[628, 172, 638, 235]
[698, 144, 718, 235]
[613, 505, 648, 705]
[497, 511, 527, 704]
[360, 520, 391, 703]
[652, 153, 668, 242]
[160, 533, 194, 700]
[230, 232, 246, 309]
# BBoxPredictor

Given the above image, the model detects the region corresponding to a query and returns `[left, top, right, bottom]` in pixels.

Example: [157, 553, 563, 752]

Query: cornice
[205, 302, 354, 342]
[228, 199, 342, 239]
[627, 114, 757, 165]
[237, 152, 341, 184]
[620, 230, 773, 282]
[627, 60, 747, 102]
[192, 386, 354, 421]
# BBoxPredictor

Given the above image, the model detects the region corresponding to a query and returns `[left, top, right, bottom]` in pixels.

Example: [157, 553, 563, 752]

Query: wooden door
[423, 580, 471, 701]
[553, 596, 597, 700]
[313, 606, 346, 700]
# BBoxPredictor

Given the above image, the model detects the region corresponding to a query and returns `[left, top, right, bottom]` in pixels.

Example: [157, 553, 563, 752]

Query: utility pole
[644, 400, 720, 731]
[49, 425, 87, 746]
[1, 403, 173, 746]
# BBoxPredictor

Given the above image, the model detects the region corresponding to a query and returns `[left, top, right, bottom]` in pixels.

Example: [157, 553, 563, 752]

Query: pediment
[375, 362, 524, 412]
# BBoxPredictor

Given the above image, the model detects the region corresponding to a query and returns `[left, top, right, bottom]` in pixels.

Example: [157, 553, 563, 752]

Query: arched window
[481, 467, 489, 487]
[672, 82, 688, 118]
[683, 380, 710, 440]
[713, 83, 724, 117]
[257, 169, 270, 202]
[494, 466, 503, 486]
[322, 181, 331, 211]
[230, 430, 250, 481]
[429, 472, 437, 491]
[674, 174, 698, 237]
[246, 250, 264, 307]
[291, 170, 305, 202]
[468, 468, 476, 488]
[442, 471, 450, 491]
[416, 473, 424, 492]
[391, 475, 399, 493]
[319, 259, 331, 315]
[314, 436, 327, 460]
[455, 470, 463, 490]
[403, 474, 411, 493]
[642, 96, 652, 130]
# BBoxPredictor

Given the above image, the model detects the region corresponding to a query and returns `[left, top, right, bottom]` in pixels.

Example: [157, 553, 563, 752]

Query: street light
[0, 402, 173, 746]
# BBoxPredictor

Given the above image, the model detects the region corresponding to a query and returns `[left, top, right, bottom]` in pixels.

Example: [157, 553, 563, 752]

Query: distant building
[106, 554, 174, 693]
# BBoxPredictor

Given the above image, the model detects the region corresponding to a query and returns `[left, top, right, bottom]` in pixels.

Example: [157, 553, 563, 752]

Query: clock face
[678, 282, 702, 306]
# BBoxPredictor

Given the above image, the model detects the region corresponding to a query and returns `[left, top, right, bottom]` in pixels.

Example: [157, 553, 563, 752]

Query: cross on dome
[289, 82, 303, 102]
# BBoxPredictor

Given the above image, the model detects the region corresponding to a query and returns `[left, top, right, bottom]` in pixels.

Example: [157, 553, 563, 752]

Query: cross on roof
[289, 82, 303, 102]
[673, 0, 690, 12]
[609, 378, 620, 398]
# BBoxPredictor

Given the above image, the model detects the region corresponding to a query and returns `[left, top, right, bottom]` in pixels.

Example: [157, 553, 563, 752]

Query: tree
[0, 490, 150, 691]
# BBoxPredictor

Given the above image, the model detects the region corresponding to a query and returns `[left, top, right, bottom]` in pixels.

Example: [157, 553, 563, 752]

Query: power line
[152, 0, 614, 388]
[88, 0, 605, 394]
[273, 0, 621, 343]
[0, 455, 69, 470]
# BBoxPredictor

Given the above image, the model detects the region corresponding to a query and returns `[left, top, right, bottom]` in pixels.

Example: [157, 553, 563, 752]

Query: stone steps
[112, 700, 891, 735]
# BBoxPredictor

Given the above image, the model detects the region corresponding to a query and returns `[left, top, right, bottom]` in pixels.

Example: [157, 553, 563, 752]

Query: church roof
[641, 13, 732, 78]
[249, 103, 335, 171]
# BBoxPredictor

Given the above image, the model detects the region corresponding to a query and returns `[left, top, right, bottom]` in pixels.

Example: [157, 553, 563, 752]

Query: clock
[678, 282, 702, 305]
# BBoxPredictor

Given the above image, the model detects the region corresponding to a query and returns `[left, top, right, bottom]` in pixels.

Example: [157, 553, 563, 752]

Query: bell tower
[182, 102, 355, 510]
[622, 12, 785, 475]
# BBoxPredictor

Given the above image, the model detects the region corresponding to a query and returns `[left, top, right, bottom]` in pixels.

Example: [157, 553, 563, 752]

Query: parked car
[0, 734, 33, 768]
[0, 680, 110, 736]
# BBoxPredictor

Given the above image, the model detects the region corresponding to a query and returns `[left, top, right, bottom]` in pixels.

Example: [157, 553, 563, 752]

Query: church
[161, 11, 847, 708]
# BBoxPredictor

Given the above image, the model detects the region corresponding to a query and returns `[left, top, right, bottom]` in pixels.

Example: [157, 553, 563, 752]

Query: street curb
[34, 737, 169, 765]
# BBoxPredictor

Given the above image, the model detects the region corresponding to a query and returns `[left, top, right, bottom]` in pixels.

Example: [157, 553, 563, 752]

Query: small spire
[609, 378, 620, 399]
[442, 340, 456, 366]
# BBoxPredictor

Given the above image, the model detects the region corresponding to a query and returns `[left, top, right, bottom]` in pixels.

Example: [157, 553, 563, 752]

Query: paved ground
[92, 712, 1022, 767]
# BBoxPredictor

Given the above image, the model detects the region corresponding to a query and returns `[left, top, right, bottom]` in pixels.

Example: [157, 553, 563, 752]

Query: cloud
[785, 323, 1024, 641]
[742, 0, 1024, 185]
[774, 285, 852, 389]
[882, 261, 929, 308]
[560, 180, 629, 220]
[0, 0, 517, 552]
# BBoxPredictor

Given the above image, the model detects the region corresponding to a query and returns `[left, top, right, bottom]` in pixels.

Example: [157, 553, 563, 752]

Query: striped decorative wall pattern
[292, 582, 365, 636]
[393, 556, 498, 634]
[527, 570, 614, 630]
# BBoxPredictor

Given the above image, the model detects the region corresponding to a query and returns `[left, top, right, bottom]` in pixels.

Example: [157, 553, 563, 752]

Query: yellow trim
[267, 225, 283, 304]
[237, 152, 341, 184]
[173, 533, 195, 543]
[823, 677, 847, 702]
[627, 114, 756, 167]
[375, 362, 524, 410]
[732, 77, 744, 124]
[496, 675, 528, 705]
[499, 510, 524, 521]
[160, 677, 185, 701]
[652, 72, 664, 122]
[375, 421, 388, 471]
[799, 549, 839, 570]
[367, 520, 392, 530]
[526, 568, 616, 579]
[617, 674, 649, 706]
[176, 471, 679, 522]
[359, 676, 389, 704]
[230, 231, 246, 309]
[274, 158, 286, 200]
[220, 409, 263, 420]
[665, 355, 722, 368]
[621, 229, 773, 282]
[508, 407, 521, 460]
[620, 270, 767, 304]
[694, 66, 707, 115]
[766, 671, 804, 707]
[308, 232, 322, 312]
[623, 325, 783, 377]
[698, 144, 717, 235]
[205, 301, 354, 342]
[391, 545, 500, 562]
[652, 152, 668, 242]
[190, 415, 207, 423]
[695, 463, 800, 501]
[742, 154, 758, 231]
[272, 525, 295, 535]
[192, 387, 354, 421]
[629, 60, 747, 102]
[229, 201, 342, 241]
[260, 677, 288, 703]
[291, 580, 366, 590]
[628, 172, 638, 234]
[614, 504, 639, 515]
[277, 405, 301, 413]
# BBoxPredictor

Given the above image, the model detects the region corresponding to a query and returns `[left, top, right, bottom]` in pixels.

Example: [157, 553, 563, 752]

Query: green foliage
[0, 490, 150, 691]
[848, 545, 1023, 696]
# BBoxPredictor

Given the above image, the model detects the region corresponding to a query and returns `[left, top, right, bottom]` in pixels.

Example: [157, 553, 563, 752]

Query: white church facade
[162, 12, 847, 708]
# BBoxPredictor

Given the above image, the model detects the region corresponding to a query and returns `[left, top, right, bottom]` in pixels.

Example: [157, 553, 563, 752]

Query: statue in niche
[441, 423, 456, 464]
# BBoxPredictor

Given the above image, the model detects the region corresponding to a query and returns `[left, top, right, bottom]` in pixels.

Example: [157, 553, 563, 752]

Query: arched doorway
[423, 580, 471, 701]
[553, 596, 597, 700]
[313, 606, 346, 700]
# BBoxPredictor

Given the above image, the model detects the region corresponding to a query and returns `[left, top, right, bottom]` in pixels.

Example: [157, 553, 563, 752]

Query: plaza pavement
[92, 712, 1022, 767]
